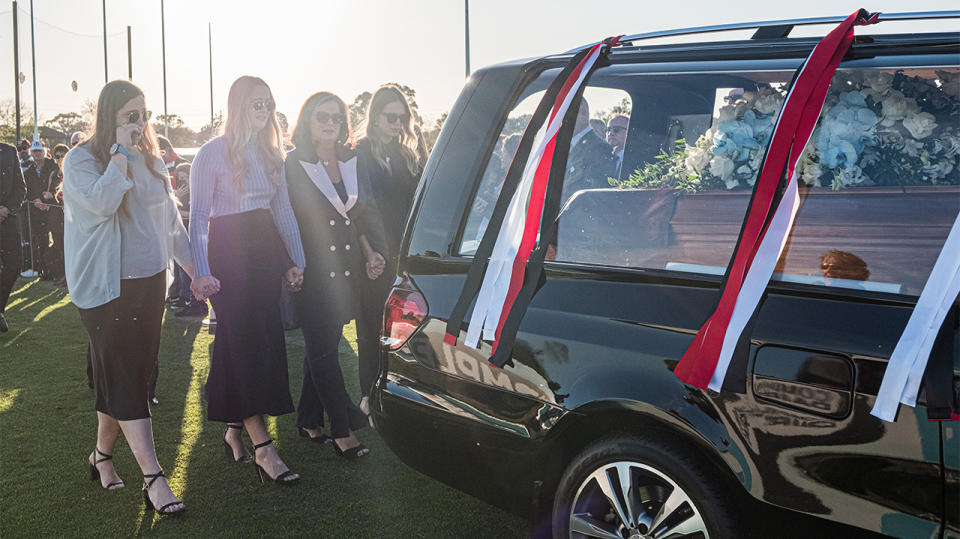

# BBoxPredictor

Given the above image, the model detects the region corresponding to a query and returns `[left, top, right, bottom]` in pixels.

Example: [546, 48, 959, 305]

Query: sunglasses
[251, 99, 275, 112]
[381, 112, 409, 125]
[314, 111, 345, 125]
[125, 109, 152, 124]
[54, 153, 67, 159]
[608, 126, 627, 133]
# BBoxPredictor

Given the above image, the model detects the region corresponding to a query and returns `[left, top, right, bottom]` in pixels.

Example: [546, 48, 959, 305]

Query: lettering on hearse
[754, 379, 845, 415]
[433, 335, 555, 403]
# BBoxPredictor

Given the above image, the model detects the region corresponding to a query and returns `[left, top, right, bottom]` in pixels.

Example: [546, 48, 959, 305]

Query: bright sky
[0, 0, 957, 130]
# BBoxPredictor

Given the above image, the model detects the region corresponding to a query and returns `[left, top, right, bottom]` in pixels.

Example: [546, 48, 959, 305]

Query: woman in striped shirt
[190, 76, 305, 484]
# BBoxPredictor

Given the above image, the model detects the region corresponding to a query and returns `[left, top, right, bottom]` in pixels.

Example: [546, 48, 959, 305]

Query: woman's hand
[116, 122, 141, 149]
[191, 274, 221, 300]
[365, 251, 385, 281]
[284, 266, 304, 292]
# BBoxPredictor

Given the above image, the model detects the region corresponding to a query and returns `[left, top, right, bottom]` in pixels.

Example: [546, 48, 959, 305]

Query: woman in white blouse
[63, 80, 192, 516]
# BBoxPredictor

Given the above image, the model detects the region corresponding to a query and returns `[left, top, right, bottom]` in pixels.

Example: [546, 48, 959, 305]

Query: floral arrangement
[617, 69, 960, 191]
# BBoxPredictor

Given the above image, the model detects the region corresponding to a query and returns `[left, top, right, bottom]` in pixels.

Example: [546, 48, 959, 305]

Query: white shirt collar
[570, 126, 594, 147]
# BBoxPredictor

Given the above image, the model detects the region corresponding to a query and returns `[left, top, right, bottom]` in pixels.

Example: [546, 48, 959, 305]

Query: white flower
[880, 90, 921, 126]
[863, 71, 894, 95]
[902, 111, 938, 139]
[685, 145, 711, 173]
[753, 93, 782, 115]
[718, 105, 737, 123]
[838, 165, 867, 187]
[903, 138, 923, 157]
[797, 153, 823, 186]
[709, 155, 736, 187]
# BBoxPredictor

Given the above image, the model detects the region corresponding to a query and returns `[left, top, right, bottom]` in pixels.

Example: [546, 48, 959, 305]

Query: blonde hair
[223, 76, 285, 188]
[362, 84, 424, 177]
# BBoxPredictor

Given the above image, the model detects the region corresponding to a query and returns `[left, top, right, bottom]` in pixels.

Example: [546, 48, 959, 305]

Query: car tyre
[552, 434, 741, 538]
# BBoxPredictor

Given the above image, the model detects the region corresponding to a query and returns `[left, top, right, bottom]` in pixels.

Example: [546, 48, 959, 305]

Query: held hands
[0, 206, 9, 222]
[191, 274, 221, 301]
[365, 252, 385, 281]
[284, 266, 304, 292]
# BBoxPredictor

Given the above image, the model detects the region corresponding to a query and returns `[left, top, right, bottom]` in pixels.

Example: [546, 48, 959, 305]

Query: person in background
[562, 100, 617, 201]
[70, 132, 87, 148]
[156, 135, 187, 188]
[190, 76, 304, 483]
[17, 139, 31, 171]
[277, 111, 294, 151]
[286, 91, 386, 458]
[607, 114, 629, 174]
[0, 141, 26, 332]
[172, 162, 206, 318]
[590, 118, 607, 140]
[23, 140, 61, 280]
[354, 84, 427, 417]
[47, 144, 70, 285]
[63, 79, 192, 515]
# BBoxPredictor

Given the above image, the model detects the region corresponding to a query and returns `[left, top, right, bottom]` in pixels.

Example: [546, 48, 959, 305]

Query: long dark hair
[291, 91, 354, 162]
[84, 80, 167, 183]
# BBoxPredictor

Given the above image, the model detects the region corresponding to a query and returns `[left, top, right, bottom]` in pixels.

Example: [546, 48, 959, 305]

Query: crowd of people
[0, 76, 426, 515]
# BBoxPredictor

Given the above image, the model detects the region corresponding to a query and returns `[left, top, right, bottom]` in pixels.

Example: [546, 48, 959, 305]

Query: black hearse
[371, 12, 960, 538]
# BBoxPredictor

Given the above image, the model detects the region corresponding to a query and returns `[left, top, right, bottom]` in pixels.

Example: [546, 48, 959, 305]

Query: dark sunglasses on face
[251, 99, 275, 112]
[314, 111, 345, 125]
[381, 112, 408, 125]
[608, 125, 627, 133]
[126, 109, 152, 124]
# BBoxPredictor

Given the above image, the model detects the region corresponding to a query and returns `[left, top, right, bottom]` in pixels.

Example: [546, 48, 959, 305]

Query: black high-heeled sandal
[142, 470, 186, 516]
[89, 447, 124, 489]
[333, 441, 370, 460]
[223, 423, 252, 463]
[298, 426, 332, 444]
[252, 439, 299, 485]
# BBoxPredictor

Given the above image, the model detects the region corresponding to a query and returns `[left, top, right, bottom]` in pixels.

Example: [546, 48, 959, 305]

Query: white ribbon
[298, 156, 358, 218]
[464, 45, 603, 348]
[872, 212, 960, 421]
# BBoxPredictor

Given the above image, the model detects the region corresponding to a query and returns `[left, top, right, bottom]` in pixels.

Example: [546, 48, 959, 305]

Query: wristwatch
[110, 144, 137, 161]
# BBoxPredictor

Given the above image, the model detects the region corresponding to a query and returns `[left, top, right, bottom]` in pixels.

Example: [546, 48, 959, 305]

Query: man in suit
[562, 99, 617, 203]
[0, 141, 26, 332]
[607, 114, 630, 175]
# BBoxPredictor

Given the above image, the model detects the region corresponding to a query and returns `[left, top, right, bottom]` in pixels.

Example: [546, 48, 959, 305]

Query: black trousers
[25, 206, 49, 275]
[355, 269, 393, 397]
[296, 323, 367, 438]
[0, 215, 21, 313]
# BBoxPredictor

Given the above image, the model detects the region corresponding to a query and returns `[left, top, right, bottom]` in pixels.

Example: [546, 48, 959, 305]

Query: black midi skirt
[79, 271, 165, 421]
[204, 209, 296, 422]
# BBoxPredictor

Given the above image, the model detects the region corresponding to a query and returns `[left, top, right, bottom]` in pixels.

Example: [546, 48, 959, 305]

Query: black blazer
[285, 148, 387, 327]
[0, 143, 26, 219]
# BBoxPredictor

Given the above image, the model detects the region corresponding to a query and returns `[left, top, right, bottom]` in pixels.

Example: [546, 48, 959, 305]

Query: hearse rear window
[459, 65, 960, 297]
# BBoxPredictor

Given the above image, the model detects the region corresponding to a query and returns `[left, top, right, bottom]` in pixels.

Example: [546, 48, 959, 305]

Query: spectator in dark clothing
[562, 100, 617, 202]
[354, 84, 427, 417]
[156, 135, 187, 188]
[0, 142, 26, 332]
[23, 140, 62, 279]
[171, 163, 207, 317]
[17, 139, 31, 171]
[46, 144, 70, 284]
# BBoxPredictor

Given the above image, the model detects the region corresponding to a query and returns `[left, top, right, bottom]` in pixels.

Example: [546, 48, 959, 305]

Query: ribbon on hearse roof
[443, 36, 621, 366]
[670, 8, 959, 422]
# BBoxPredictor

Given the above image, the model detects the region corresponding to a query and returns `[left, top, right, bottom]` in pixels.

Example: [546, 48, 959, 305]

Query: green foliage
[611, 139, 702, 192]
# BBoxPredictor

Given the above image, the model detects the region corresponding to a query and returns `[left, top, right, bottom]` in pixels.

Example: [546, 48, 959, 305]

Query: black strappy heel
[333, 441, 370, 460]
[298, 426, 332, 444]
[89, 447, 124, 489]
[223, 423, 252, 463]
[142, 470, 186, 516]
[252, 439, 299, 485]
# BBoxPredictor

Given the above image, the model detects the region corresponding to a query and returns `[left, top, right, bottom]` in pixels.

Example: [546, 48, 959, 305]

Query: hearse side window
[549, 66, 960, 296]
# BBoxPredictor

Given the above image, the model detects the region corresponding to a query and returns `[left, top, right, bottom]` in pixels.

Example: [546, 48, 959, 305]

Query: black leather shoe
[0, 313, 7, 333]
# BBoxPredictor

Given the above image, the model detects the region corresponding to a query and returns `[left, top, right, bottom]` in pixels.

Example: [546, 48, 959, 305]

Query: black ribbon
[444, 46, 596, 345]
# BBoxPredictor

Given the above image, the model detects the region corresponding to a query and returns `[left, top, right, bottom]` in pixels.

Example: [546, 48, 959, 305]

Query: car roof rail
[568, 10, 960, 52]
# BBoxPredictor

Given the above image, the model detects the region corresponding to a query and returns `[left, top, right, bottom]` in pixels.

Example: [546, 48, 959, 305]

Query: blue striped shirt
[189, 136, 306, 277]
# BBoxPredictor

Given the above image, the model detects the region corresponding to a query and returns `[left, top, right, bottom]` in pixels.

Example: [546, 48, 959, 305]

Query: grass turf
[0, 278, 531, 537]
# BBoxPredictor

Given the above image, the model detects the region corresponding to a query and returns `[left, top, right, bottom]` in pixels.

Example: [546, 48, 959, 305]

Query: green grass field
[0, 278, 531, 537]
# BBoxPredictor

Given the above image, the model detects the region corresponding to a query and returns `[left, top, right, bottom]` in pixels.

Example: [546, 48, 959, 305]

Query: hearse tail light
[381, 287, 428, 351]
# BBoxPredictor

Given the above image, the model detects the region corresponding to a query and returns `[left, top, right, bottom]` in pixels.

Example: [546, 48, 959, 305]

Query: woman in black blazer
[285, 92, 387, 459]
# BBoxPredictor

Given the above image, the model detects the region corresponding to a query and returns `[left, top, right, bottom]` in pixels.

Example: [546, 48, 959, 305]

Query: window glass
[459, 64, 960, 296]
